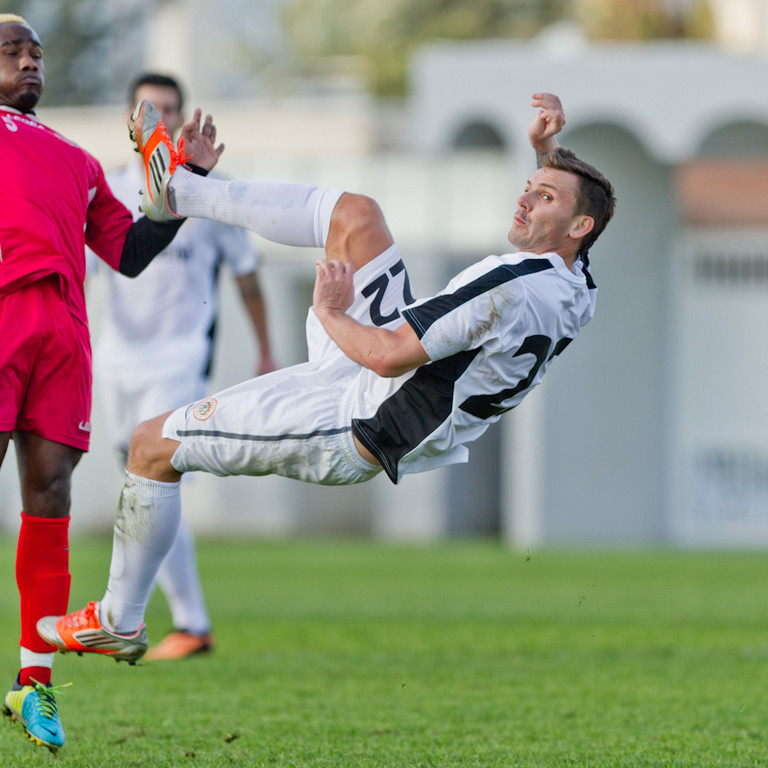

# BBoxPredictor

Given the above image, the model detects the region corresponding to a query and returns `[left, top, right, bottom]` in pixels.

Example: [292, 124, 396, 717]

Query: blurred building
[409, 35, 768, 548]
[707, 0, 768, 52]
[3, 8, 768, 547]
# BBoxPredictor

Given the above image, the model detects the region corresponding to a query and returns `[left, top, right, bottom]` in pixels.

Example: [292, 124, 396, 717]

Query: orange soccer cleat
[36, 601, 147, 665]
[145, 630, 214, 661]
[128, 98, 188, 220]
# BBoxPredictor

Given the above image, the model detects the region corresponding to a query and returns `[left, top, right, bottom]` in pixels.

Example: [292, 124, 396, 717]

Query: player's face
[0, 23, 44, 112]
[508, 168, 590, 257]
[133, 84, 184, 137]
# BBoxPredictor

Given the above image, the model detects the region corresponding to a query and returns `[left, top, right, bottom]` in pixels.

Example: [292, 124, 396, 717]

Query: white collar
[0, 104, 37, 119]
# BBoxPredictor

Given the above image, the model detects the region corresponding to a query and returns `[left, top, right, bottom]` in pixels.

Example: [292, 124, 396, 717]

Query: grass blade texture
[0, 537, 766, 766]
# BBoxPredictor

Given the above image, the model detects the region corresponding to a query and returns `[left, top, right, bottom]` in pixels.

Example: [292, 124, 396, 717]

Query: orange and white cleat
[145, 630, 214, 661]
[36, 601, 148, 665]
[128, 98, 188, 221]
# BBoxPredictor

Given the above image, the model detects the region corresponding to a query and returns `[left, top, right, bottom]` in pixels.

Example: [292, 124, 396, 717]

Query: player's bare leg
[130, 99, 396, 273]
[15, 433, 82, 519]
[323, 193, 394, 271]
[5, 433, 81, 751]
[36, 414, 181, 663]
[0, 431, 10, 466]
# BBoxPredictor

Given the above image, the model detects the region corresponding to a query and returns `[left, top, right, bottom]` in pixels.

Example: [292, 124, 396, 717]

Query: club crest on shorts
[192, 398, 217, 421]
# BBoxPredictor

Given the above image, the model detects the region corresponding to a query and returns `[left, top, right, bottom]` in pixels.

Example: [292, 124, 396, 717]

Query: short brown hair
[128, 72, 184, 111]
[542, 147, 616, 258]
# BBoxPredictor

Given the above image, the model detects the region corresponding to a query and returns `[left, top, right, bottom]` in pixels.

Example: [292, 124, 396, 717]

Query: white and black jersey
[163, 246, 595, 487]
[352, 251, 596, 483]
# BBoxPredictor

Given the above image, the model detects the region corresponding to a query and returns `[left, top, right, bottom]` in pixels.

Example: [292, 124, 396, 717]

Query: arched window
[452, 122, 505, 150]
[699, 121, 768, 157]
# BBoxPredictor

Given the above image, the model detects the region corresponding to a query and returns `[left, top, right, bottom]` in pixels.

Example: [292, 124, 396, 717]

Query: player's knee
[328, 194, 392, 267]
[17, 441, 80, 517]
[334, 194, 385, 235]
[127, 415, 181, 482]
[23, 471, 73, 518]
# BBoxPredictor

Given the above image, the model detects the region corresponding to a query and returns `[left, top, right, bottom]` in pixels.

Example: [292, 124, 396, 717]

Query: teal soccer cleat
[3, 677, 69, 752]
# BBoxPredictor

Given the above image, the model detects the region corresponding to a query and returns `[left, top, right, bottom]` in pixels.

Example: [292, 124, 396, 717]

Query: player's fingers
[317, 259, 339, 277]
[180, 110, 202, 139]
[532, 92, 561, 105]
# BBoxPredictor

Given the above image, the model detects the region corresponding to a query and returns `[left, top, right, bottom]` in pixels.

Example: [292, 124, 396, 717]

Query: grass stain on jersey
[465, 290, 508, 348]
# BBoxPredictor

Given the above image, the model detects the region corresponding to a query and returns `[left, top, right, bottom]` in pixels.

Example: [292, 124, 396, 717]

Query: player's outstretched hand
[313, 259, 355, 318]
[528, 92, 565, 156]
[180, 108, 225, 171]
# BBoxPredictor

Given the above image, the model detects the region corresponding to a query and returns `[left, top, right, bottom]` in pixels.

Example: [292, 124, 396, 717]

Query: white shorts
[163, 361, 381, 484]
[162, 244, 413, 486]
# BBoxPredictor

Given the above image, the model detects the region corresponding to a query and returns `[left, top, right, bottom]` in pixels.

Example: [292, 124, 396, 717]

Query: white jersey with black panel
[162, 247, 596, 487]
[351, 250, 596, 482]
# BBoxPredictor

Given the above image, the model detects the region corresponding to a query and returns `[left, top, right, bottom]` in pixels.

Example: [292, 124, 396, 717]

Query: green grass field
[0, 537, 767, 767]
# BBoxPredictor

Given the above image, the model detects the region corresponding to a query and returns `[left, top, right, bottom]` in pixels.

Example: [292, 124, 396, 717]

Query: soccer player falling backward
[38, 94, 616, 667]
[0, 15, 218, 753]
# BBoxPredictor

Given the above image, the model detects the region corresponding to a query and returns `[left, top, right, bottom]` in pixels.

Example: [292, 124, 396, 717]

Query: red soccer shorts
[0, 277, 92, 451]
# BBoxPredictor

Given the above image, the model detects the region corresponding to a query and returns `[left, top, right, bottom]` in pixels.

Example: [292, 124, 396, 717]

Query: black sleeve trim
[185, 162, 210, 177]
[118, 216, 185, 277]
[402, 259, 554, 338]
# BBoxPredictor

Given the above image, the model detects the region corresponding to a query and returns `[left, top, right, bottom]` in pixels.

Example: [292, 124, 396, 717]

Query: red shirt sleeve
[84, 163, 134, 271]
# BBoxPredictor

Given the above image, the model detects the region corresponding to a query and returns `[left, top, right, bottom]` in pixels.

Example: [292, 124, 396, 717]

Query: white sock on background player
[155, 518, 210, 634]
[100, 472, 181, 633]
[171, 168, 342, 247]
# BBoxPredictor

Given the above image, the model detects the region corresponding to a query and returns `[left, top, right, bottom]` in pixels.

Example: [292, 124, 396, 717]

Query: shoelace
[151, 118, 191, 170]
[131, 107, 191, 170]
[61, 600, 99, 629]
[173, 134, 191, 168]
[28, 680, 73, 720]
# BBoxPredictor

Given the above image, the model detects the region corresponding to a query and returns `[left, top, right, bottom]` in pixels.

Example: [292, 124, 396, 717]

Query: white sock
[171, 167, 343, 247]
[155, 519, 210, 634]
[20, 648, 54, 671]
[100, 471, 181, 634]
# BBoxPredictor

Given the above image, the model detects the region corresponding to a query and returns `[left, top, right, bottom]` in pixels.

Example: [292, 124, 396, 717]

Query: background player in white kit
[40, 93, 616, 666]
[88, 73, 276, 660]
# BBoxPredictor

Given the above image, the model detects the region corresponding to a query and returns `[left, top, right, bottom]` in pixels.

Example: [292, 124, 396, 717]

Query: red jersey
[0, 105, 133, 328]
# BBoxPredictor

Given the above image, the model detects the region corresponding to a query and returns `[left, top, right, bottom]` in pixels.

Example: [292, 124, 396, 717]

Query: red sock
[21, 666, 52, 686]
[16, 512, 71, 686]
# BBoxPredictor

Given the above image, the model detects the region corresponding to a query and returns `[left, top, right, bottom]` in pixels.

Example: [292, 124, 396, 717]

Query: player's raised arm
[528, 92, 566, 166]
